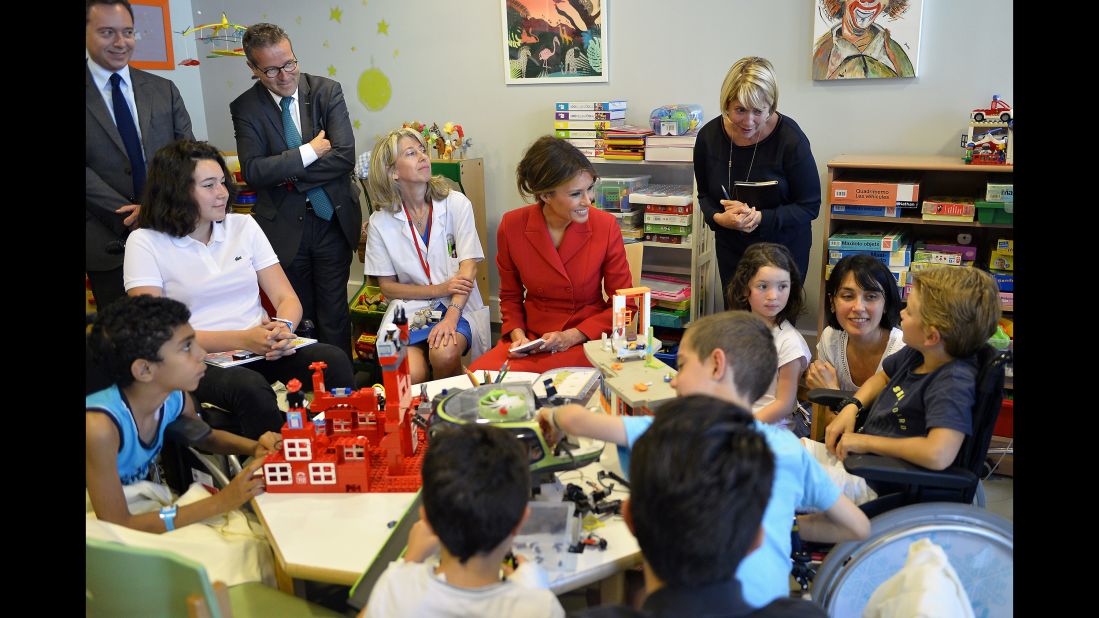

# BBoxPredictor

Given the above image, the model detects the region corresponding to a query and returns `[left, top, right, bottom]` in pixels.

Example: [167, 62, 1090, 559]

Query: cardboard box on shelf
[831, 180, 919, 207]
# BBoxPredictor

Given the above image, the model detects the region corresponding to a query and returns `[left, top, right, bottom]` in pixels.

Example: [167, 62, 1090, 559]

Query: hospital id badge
[446, 233, 457, 258]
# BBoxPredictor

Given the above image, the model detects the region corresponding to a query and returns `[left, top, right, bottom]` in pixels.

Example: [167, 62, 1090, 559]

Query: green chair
[86, 537, 345, 618]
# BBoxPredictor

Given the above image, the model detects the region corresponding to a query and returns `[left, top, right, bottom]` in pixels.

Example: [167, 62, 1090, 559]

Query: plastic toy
[970, 95, 1012, 123]
[261, 304, 426, 493]
[181, 13, 247, 58]
[611, 287, 662, 361]
[648, 104, 703, 136]
[429, 382, 604, 484]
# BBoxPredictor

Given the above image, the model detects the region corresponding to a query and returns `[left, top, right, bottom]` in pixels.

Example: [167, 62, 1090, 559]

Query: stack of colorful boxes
[593, 175, 650, 243]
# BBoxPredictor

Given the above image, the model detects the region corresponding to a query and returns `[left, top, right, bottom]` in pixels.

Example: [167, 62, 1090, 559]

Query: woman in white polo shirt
[123, 140, 353, 439]
[361, 128, 490, 383]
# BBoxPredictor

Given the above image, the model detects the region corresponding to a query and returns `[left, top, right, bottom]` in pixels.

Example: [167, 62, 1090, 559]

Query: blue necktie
[280, 96, 334, 221]
[110, 73, 145, 200]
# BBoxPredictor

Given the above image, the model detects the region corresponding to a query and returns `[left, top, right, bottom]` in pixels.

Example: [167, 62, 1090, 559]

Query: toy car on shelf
[971, 95, 1012, 123]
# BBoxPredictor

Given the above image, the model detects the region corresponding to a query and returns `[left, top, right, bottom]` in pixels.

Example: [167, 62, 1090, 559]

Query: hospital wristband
[159, 505, 178, 532]
[271, 318, 294, 332]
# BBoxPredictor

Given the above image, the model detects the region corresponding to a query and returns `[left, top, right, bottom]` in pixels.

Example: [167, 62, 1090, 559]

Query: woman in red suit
[470, 136, 633, 372]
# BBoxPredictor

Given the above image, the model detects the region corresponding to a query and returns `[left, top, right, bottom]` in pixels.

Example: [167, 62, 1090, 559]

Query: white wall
[143, 0, 209, 140]
[188, 0, 1013, 331]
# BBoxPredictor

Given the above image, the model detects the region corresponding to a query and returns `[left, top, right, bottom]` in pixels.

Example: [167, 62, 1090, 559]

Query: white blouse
[815, 326, 906, 392]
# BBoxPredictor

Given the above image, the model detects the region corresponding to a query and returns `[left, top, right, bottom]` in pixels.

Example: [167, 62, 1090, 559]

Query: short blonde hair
[911, 267, 1001, 358]
[366, 128, 451, 213]
[719, 56, 778, 117]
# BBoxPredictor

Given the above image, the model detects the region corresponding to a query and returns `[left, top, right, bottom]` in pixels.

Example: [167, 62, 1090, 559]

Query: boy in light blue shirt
[540, 311, 870, 608]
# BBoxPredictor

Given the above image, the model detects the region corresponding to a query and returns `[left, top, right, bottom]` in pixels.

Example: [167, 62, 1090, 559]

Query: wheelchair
[789, 344, 1011, 604]
[811, 502, 1012, 616]
[807, 344, 1011, 518]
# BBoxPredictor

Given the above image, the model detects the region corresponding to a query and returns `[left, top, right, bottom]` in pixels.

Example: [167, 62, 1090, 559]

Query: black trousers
[284, 207, 354, 361]
[87, 266, 127, 311]
[192, 342, 354, 440]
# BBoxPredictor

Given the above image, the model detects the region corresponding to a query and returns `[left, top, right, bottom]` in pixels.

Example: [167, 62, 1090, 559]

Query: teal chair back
[86, 537, 225, 618]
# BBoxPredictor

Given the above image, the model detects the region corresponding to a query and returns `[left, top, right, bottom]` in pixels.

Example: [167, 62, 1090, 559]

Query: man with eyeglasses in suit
[230, 22, 359, 360]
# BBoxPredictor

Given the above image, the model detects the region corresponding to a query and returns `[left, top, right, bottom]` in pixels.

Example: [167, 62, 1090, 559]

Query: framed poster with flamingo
[502, 0, 608, 84]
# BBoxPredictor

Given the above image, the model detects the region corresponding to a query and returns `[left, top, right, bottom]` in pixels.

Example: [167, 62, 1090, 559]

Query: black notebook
[734, 180, 781, 209]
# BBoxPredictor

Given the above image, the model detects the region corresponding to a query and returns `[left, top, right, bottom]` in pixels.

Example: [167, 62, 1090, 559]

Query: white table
[251, 371, 642, 602]
[542, 439, 640, 595]
[583, 340, 678, 410]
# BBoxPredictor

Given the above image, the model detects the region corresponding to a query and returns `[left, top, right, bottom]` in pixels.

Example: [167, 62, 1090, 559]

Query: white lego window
[356, 411, 368, 424]
[265, 463, 292, 485]
[309, 463, 336, 484]
[344, 444, 366, 460]
[332, 418, 351, 432]
[285, 438, 312, 461]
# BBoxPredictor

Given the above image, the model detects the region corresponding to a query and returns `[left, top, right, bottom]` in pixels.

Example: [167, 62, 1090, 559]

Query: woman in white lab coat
[362, 128, 490, 383]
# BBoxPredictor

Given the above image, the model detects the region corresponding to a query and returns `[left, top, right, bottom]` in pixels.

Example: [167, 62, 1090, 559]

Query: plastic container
[648, 104, 704, 136]
[651, 308, 689, 328]
[975, 200, 1013, 224]
[595, 176, 650, 211]
[349, 284, 389, 330]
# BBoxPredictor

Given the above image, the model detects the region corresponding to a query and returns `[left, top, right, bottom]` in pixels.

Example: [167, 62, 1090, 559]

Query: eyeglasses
[257, 60, 298, 78]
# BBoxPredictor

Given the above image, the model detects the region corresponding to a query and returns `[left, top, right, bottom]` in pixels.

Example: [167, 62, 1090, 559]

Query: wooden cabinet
[819, 155, 1013, 333]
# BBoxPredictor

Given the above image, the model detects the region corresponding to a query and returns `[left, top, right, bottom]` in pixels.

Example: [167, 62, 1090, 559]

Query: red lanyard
[403, 204, 432, 282]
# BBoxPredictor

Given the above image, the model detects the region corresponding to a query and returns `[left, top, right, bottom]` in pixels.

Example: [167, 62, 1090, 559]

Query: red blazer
[497, 204, 633, 341]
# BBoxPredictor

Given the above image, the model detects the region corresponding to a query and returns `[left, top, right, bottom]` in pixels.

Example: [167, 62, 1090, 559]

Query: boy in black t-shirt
[813, 266, 1001, 500]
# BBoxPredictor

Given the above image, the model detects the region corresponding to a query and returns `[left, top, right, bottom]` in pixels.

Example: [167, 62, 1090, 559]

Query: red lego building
[262, 306, 427, 493]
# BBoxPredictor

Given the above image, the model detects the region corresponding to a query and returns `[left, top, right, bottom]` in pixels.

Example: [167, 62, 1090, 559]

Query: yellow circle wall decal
[358, 68, 391, 111]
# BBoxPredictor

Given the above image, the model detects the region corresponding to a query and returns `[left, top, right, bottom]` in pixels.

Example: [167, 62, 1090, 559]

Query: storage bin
[975, 200, 1013, 224]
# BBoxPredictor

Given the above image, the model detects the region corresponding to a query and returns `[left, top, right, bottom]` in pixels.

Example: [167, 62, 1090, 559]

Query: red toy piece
[970, 95, 1012, 123]
[261, 305, 427, 493]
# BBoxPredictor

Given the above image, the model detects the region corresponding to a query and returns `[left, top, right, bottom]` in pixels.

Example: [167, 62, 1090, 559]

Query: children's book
[555, 100, 628, 111]
[204, 337, 317, 368]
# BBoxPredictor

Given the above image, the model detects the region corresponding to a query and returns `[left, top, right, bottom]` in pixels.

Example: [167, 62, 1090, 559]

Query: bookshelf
[820, 154, 1013, 334]
[591, 160, 722, 328]
[817, 154, 1014, 448]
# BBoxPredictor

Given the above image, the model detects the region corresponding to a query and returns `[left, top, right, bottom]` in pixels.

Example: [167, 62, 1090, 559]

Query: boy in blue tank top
[86, 295, 282, 533]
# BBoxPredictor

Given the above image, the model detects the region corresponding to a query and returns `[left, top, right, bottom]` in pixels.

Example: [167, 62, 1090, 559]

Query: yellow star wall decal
[328, 65, 337, 76]
[378, 19, 389, 35]
[330, 7, 343, 23]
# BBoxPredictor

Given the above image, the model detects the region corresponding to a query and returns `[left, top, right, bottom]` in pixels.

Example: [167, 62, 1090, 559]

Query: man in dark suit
[230, 23, 359, 360]
[86, 0, 193, 308]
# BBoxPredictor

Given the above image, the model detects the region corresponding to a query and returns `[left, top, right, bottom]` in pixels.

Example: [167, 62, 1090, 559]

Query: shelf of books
[822, 155, 1014, 469]
[591, 160, 721, 365]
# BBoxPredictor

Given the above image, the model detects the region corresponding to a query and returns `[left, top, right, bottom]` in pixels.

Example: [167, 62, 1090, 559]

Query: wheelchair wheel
[813, 502, 1012, 616]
